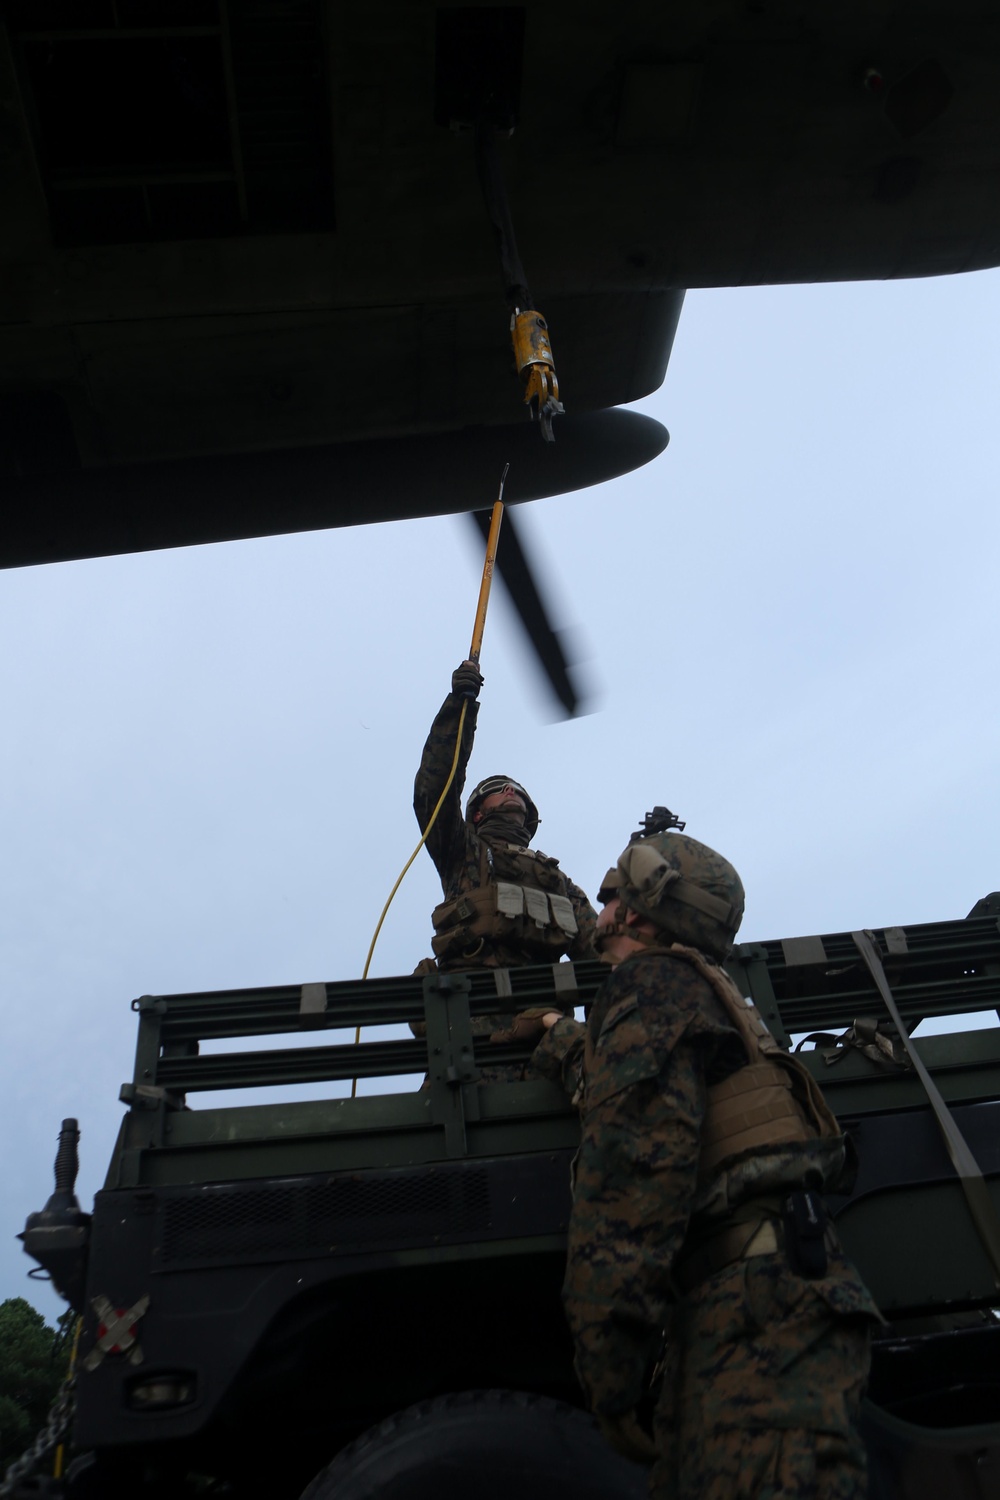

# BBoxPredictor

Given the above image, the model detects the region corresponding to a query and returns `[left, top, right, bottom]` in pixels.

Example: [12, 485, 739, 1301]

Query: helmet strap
[595, 901, 659, 958]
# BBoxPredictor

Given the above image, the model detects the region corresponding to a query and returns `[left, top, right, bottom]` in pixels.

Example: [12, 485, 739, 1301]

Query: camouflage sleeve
[413, 690, 479, 890]
[563, 956, 734, 1416]
[531, 1015, 586, 1096]
[566, 1032, 708, 1415]
[565, 878, 599, 960]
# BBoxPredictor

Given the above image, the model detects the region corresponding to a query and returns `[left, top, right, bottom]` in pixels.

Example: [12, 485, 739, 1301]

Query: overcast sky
[3, 269, 999, 1317]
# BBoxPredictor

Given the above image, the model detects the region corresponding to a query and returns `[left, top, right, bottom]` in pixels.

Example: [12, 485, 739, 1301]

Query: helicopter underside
[2, 1, 999, 562]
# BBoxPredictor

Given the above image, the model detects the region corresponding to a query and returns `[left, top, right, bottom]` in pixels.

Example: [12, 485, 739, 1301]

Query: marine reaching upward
[530, 824, 881, 1500]
[414, 660, 597, 970]
[413, 661, 597, 1077]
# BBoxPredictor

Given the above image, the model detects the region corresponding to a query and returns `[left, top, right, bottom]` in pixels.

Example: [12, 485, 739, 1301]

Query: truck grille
[155, 1166, 492, 1269]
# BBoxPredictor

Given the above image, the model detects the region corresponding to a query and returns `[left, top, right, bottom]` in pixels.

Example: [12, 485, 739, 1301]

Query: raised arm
[413, 662, 482, 886]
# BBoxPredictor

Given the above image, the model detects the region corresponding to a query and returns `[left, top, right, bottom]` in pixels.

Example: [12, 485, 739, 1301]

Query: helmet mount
[630, 806, 686, 842]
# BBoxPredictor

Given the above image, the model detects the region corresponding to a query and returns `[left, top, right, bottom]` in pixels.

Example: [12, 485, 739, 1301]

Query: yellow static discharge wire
[53, 1316, 83, 1479]
[358, 697, 469, 988]
[351, 466, 508, 1098]
[350, 699, 469, 1098]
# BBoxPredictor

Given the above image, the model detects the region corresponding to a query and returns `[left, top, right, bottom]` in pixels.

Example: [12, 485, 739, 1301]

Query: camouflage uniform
[533, 946, 880, 1499]
[414, 686, 597, 1080]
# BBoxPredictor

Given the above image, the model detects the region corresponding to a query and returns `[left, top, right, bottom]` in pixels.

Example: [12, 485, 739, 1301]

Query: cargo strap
[796, 1017, 910, 1070]
[852, 929, 1000, 1289]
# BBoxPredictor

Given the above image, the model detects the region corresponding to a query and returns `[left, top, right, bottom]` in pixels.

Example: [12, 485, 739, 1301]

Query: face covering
[475, 810, 531, 848]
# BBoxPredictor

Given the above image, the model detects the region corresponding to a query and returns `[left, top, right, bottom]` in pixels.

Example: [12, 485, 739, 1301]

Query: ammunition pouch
[431, 880, 578, 965]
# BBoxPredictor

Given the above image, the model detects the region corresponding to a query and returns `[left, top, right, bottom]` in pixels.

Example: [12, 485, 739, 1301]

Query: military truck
[15, 898, 1000, 1499]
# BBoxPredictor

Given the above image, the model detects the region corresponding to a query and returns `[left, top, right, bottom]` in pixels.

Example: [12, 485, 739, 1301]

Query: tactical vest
[431, 840, 579, 967]
[662, 944, 849, 1209]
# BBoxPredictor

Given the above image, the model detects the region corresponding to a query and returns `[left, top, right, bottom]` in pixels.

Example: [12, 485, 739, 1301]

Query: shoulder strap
[667, 942, 842, 1140]
[667, 942, 773, 1058]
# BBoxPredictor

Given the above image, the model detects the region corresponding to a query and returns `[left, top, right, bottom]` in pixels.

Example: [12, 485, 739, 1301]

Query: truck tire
[299, 1389, 649, 1500]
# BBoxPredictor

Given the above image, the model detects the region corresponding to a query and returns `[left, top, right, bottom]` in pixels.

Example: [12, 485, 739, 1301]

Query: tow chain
[0, 1368, 76, 1498]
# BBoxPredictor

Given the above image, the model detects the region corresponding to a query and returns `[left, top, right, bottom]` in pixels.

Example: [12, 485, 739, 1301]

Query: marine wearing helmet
[465, 775, 540, 841]
[411, 662, 597, 1077]
[596, 828, 745, 960]
[525, 809, 879, 1494]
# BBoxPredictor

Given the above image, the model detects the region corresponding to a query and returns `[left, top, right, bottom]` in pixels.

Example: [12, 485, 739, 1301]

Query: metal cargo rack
[101, 900, 1000, 1319]
[109, 902, 1000, 1186]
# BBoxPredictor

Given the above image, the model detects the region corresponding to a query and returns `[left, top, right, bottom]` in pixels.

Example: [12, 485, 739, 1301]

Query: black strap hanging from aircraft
[464, 131, 584, 713]
[474, 122, 532, 310]
[474, 125, 564, 443]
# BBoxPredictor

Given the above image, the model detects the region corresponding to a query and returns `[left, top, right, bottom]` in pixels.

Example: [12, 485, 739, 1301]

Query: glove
[489, 1006, 567, 1044]
[596, 1412, 658, 1467]
[452, 660, 484, 698]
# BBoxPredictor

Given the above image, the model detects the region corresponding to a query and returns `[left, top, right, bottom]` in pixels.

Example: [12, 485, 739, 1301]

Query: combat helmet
[465, 776, 539, 840]
[612, 831, 745, 959]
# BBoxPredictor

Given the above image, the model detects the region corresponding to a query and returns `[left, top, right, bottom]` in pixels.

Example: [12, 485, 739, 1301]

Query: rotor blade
[467, 506, 583, 717]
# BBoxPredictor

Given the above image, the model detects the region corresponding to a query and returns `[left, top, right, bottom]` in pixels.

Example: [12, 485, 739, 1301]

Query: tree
[0, 1298, 72, 1470]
